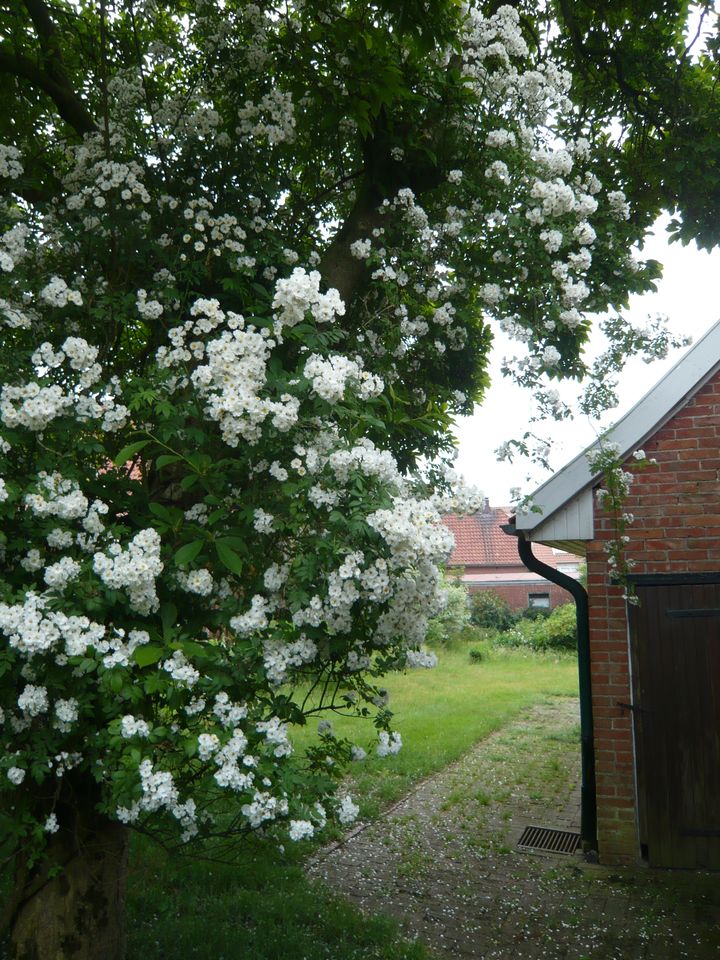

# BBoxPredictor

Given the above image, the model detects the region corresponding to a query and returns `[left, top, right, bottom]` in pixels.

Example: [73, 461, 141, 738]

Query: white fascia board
[516, 318, 720, 537]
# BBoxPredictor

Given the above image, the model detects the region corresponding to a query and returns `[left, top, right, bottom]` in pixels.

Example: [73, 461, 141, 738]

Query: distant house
[443, 499, 581, 611]
[508, 319, 720, 869]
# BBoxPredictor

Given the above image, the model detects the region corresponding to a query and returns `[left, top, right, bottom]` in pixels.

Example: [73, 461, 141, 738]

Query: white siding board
[524, 489, 594, 543]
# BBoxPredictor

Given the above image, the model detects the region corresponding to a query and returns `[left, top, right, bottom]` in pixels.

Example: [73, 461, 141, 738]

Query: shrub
[540, 602, 578, 650]
[518, 605, 552, 621]
[469, 590, 516, 631]
[492, 603, 577, 652]
[426, 580, 472, 646]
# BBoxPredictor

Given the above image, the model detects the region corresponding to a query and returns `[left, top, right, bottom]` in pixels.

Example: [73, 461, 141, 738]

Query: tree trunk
[10, 808, 129, 960]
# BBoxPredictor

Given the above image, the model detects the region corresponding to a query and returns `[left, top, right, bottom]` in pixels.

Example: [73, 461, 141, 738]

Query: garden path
[308, 697, 720, 960]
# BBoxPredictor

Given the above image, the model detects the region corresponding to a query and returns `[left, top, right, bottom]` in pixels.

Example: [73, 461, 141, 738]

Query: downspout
[501, 523, 598, 857]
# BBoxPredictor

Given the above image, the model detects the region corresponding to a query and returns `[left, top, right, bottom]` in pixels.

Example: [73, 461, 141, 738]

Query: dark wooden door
[629, 580, 720, 868]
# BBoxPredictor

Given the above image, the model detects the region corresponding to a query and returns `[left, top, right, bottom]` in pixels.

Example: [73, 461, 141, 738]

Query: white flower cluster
[349, 238, 372, 260]
[405, 649, 438, 669]
[17, 684, 49, 717]
[160, 300, 301, 447]
[241, 790, 288, 828]
[39, 277, 83, 308]
[376, 731, 402, 757]
[176, 568, 214, 596]
[213, 728, 253, 792]
[93, 528, 163, 615]
[367, 498, 454, 566]
[161, 650, 200, 688]
[44, 556, 81, 590]
[54, 698, 79, 733]
[237, 88, 296, 145]
[272, 268, 345, 328]
[261, 635, 318, 685]
[0, 593, 106, 658]
[120, 715, 151, 738]
[255, 715, 292, 758]
[303, 354, 384, 404]
[336, 794, 360, 824]
[1, 337, 127, 433]
[117, 759, 197, 840]
[1, 382, 75, 432]
[288, 819, 315, 841]
[0, 143, 23, 179]
[213, 692, 248, 729]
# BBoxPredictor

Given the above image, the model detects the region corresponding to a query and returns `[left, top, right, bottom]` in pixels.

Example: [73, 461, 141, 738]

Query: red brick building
[511, 321, 720, 868]
[443, 501, 581, 611]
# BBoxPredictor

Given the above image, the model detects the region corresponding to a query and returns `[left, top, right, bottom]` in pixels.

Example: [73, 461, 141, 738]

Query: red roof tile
[443, 506, 581, 569]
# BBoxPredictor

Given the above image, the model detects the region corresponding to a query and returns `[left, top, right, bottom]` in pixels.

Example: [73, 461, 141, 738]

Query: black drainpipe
[501, 523, 598, 857]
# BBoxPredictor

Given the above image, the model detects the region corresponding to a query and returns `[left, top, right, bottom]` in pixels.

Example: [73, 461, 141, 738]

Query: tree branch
[0, 0, 98, 135]
[0, 48, 96, 134]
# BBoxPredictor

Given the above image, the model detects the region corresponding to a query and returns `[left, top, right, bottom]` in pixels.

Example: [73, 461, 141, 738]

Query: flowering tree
[0, 2, 666, 957]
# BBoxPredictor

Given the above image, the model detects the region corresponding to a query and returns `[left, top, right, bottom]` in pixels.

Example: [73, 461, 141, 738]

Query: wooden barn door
[629, 579, 720, 868]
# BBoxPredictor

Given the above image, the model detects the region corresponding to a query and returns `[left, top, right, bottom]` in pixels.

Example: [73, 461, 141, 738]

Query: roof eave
[515, 318, 720, 539]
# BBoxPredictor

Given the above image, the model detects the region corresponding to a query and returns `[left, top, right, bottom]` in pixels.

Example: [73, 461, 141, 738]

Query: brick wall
[588, 369, 720, 863]
[466, 580, 573, 611]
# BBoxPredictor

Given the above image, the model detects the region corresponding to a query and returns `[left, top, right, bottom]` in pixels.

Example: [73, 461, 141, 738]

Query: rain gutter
[501, 522, 598, 856]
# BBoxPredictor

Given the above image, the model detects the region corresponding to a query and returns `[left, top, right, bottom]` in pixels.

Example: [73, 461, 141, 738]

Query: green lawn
[297, 644, 579, 817]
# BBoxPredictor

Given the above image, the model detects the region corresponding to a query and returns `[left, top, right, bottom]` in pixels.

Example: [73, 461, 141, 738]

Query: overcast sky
[453, 217, 720, 506]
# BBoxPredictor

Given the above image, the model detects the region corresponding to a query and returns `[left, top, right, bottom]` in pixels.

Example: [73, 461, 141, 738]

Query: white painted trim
[516, 318, 720, 537]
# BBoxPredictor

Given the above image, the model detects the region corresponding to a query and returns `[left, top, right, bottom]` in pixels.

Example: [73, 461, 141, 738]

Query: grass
[2, 644, 578, 960]
[298, 643, 578, 817]
[125, 836, 430, 960]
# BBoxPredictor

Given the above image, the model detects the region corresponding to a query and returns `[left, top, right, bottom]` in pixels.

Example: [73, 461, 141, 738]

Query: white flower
[349, 238, 372, 260]
[7, 766, 25, 785]
[161, 650, 199, 689]
[44, 812, 60, 833]
[120, 715, 151, 738]
[54, 698, 79, 732]
[336, 795, 359, 824]
[272, 268, 345, 328]
[376, 731, 402, 757]
[44, 556, 81, 589]
[542, 345, 561, 367]
[18, 683, 49, 717]
[288, 819, 315, 841]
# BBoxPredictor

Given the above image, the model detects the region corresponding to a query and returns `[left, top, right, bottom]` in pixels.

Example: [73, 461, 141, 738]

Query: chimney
[482, 497, 490, 513]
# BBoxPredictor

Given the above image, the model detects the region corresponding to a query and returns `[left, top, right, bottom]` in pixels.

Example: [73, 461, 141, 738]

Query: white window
[528, 592, 550, 609]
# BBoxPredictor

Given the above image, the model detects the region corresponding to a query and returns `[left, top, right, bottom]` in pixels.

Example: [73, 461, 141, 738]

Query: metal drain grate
[517, 825, 580, 855]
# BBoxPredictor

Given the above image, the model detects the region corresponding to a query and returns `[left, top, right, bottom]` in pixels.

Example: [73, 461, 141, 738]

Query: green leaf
[180, 473, 199, 491]
[148, 502, 172, 522]
[180, 640, 207, 659]
[160, 603, 178, 639]
[215, 541, 243, 576]
[133, 645, 164, 668]
[113, 440, 149, 466]
[175, 540, 204, 566]
[216, 536, 246, 551]
[156, 454, 182, 469]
